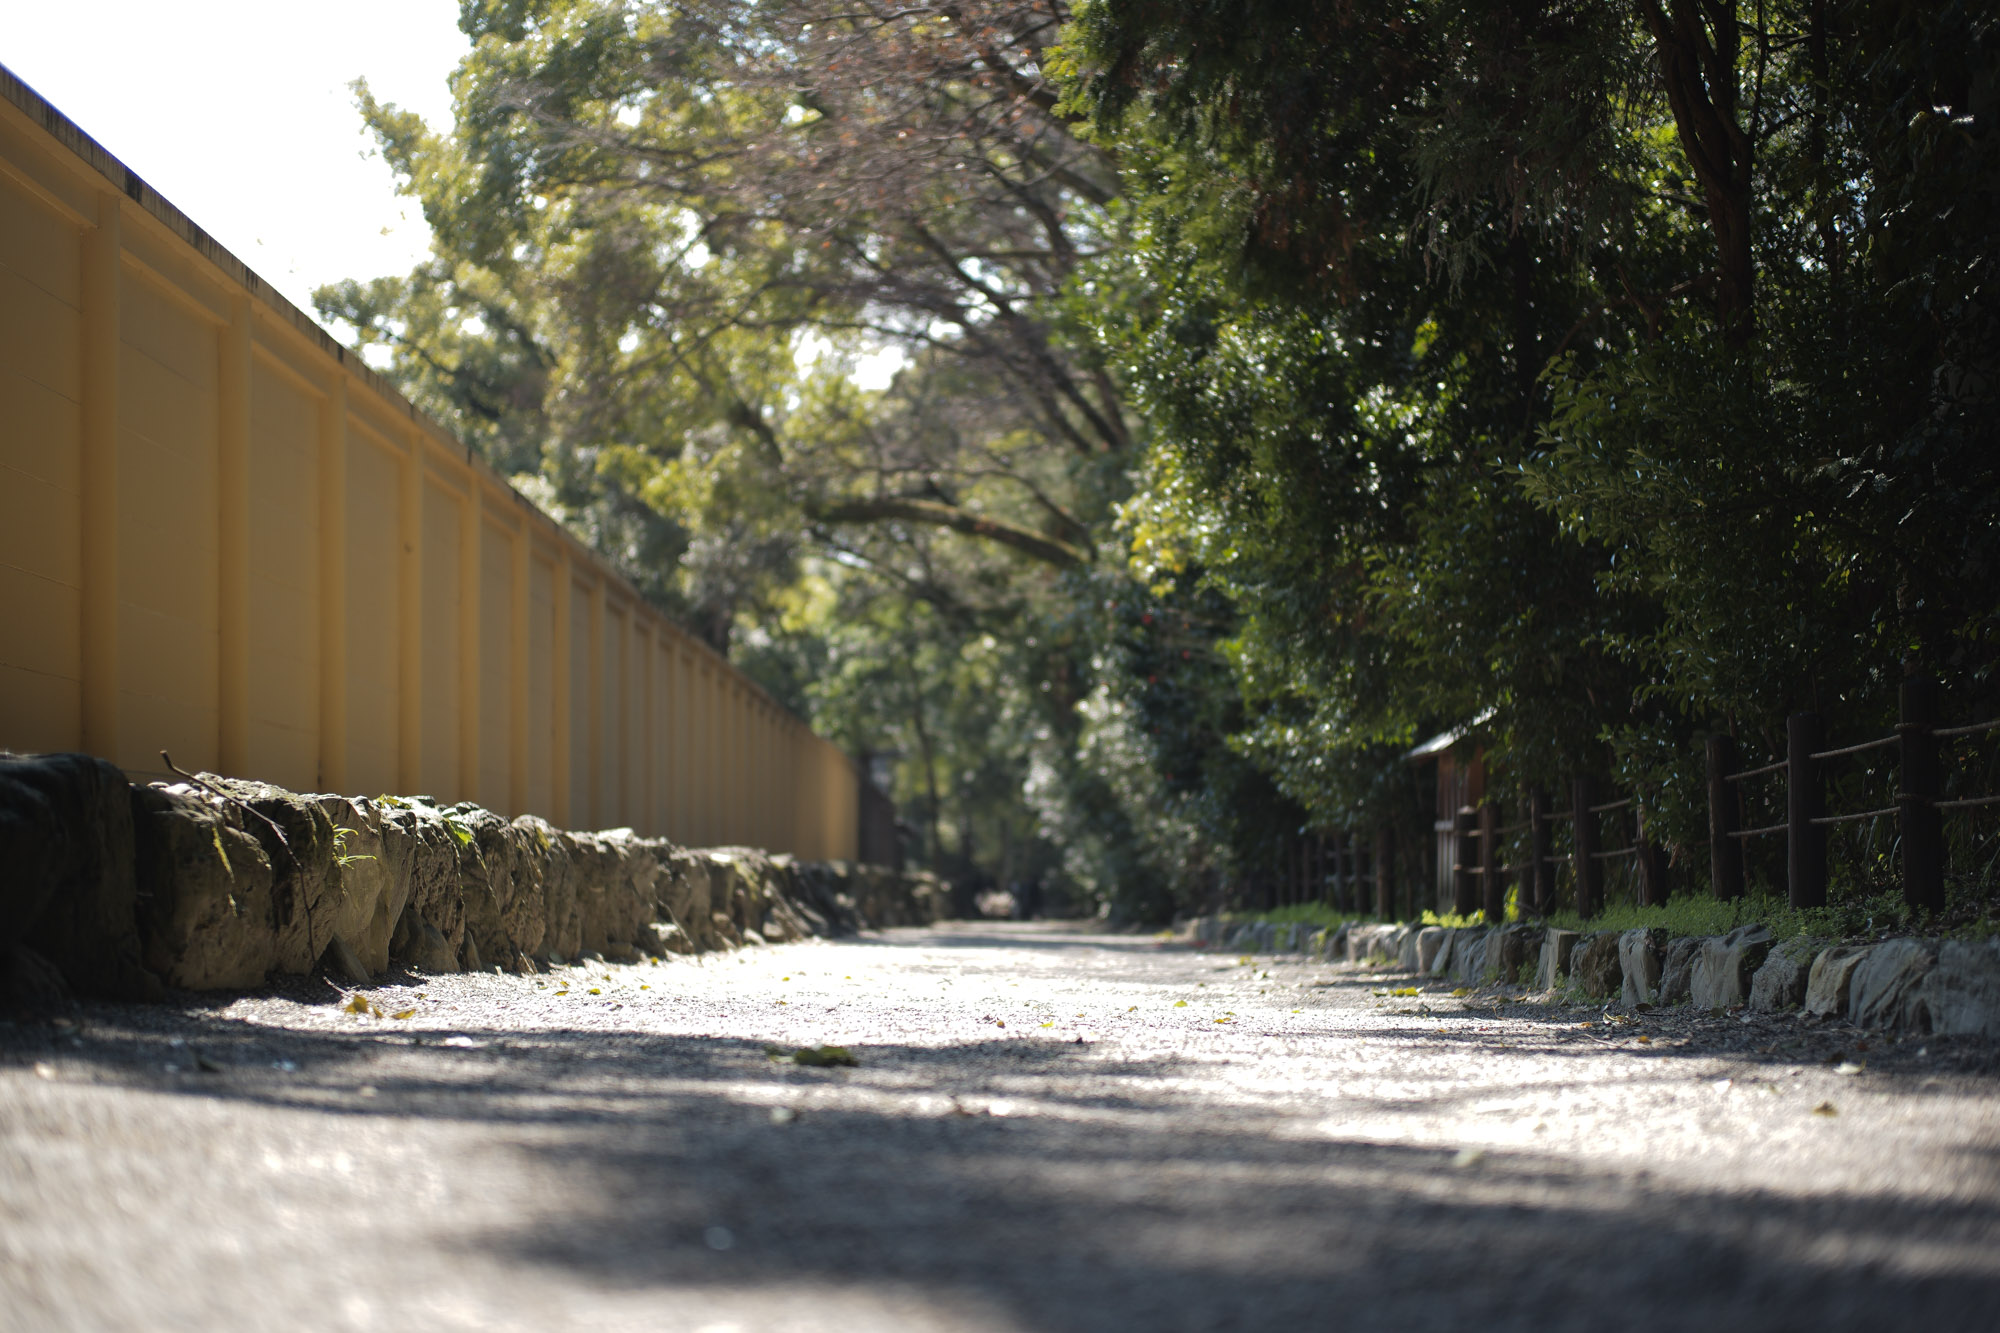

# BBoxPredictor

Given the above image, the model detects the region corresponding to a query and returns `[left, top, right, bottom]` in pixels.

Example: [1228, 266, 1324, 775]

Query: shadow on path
[6, 926, 2000, 1332]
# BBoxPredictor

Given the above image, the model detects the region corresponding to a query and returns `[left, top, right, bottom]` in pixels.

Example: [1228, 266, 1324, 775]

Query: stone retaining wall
[1, 753, 944, 1002]
[1183, 914, 2000, 1037]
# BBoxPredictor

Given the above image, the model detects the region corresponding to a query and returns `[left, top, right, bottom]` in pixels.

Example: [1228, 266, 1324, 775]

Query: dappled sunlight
[8, 924, 1997, 1329]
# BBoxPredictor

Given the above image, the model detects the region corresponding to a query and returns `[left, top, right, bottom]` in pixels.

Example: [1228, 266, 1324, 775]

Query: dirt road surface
[5, 922, 1998, 1331]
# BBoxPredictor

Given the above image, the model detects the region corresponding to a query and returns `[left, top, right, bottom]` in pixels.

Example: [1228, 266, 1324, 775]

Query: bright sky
[0, 0, 467, 320]
[0, 1, 903, 387]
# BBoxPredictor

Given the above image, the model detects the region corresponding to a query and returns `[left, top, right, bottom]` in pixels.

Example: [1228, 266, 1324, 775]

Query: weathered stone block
[1658, 937, 1701, 1005]
[1416, 926, 1447, 975]
[453, 805, 522, 970]
[1748, 941, 1814, 1012]
[1803, 945, 1871, 1018]
[1537, 929, 1579, 990]
[1570, 932, 1622, 999]
[1448, 929, 1491, 986]
[209, 777, 346, 976]
[132, 782, 282, 991]
[312, 796, 412, 979]
[1350, 923, 1401, 964]
[1918, 939, 2000, 1037]
[1849, 938, 1937, 1031]
[1619, 928, 1669, 1006]
[410, 919, 459, 974]
[1690, 924, 1774, 1010]
[380, 799, 468, 972]
[0, 753, 155, 998]
[1491, 923, 1543, 985]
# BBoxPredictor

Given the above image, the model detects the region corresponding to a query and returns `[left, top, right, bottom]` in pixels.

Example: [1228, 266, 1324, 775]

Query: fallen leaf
[1450, 988, 1470, 998]
[1835, 1061, 1864, 1076]
[790, 1045, 857, 1068]
[391, 1009, 416, 1021]
[1389, 987, 1420, 997]
[1039, 1021, 1054, 1028]
[1635, 1035, 1652, 1044]
[1813, 1101, 1838, 1116]
[1174, 1000, 1188, 1008]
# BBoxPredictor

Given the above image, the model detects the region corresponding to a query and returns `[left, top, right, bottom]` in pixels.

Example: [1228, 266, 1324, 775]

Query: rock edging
[1178, 911, 2000, 1036]
[1, 752, 942, 1001]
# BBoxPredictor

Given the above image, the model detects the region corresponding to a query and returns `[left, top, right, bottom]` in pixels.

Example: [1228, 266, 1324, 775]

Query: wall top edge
[0, 61, 825, 739]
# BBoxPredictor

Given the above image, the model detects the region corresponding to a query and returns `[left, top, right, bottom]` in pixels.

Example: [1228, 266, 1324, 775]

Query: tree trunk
[1640, 0, 1756, 342]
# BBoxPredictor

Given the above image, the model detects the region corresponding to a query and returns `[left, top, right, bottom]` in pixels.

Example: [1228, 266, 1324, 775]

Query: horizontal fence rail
[1283, 679, 1998, 928]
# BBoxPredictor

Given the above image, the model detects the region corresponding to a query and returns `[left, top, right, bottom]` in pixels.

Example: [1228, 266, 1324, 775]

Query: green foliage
[330, 825, 376, 870]
[321, 1, 1998, 927]
[1246, 903, 1363, 929]
[1066, 0, 2000, 909]
[1544, 874, 2000, 944]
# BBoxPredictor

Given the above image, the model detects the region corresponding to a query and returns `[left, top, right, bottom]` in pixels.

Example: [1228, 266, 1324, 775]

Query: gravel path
[5, 921, 1999, 1332]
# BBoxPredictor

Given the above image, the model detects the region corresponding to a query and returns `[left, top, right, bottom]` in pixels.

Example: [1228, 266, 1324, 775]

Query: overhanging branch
[808, 495, 1087, 568]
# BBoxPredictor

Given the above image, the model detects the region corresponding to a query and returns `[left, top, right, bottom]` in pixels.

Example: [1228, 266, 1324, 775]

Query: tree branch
[808, 494, 1087, 566]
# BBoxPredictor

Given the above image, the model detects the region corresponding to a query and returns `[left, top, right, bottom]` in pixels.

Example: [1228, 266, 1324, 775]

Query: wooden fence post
[1453, 806, 1479, 916]
[1572, 778, 1601, 918]
[1637, 806, 1671, 907]
[1706, 734, 1744, 899]
[1516, 801, 1536, 916]
[1374, 826, 1394, 920]
[1526, 787, 1551, 914]
[1787, 712, 1828, 909]
[1345, 830, 1359, 913]
[1900, 678, 1943, 915]
[1479, 800, 1504, 920]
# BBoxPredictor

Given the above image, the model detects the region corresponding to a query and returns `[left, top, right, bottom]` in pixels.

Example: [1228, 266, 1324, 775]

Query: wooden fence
[1265, 677, 1999, 921]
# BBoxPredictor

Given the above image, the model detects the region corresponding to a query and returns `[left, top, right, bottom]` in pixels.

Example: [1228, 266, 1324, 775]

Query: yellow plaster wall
[0, 170, 85, 756]
[0, 69, 859, 859]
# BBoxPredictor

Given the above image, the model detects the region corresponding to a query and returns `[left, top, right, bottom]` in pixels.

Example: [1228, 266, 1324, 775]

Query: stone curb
[1177, 911, 2000, 1036]
[1, 752, 945, 1000]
